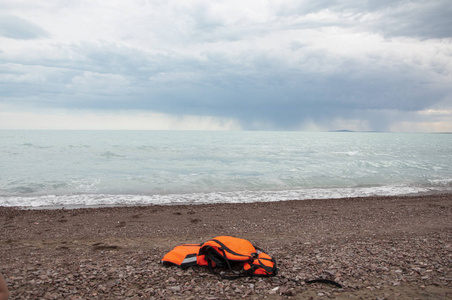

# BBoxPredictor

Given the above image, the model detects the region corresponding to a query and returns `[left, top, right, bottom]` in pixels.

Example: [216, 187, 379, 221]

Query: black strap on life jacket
[283, 274, 343, 288]
[161, 236, 342, 288]
[305, 279, 343, 288]
[209, 238, 254, 259]
[203, 246, 255, 280]
[253, 247, 278, 276]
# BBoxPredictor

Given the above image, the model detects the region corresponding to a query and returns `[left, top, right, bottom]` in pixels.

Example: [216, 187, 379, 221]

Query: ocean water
[0, 130, 451, 208]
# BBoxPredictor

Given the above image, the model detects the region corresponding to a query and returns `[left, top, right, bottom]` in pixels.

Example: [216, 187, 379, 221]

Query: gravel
[1, 194, 451, 299]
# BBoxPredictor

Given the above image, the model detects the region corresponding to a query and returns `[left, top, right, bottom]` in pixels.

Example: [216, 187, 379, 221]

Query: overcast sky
[1, 0, 451, 131]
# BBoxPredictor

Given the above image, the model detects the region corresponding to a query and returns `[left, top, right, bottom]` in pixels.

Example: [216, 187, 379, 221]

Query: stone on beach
[1, 194, 451, 299]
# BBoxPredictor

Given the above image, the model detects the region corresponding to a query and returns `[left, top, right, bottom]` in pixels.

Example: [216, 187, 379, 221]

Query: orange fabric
[161, 244, 201, 266]
[243, 251, 276, 276]
[162, 236, 277, 277]
[201, 236, 256, 261]
[196, 254, 210, 266]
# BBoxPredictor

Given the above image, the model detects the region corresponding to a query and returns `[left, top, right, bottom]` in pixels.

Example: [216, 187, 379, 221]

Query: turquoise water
[0, 131, 451, 208]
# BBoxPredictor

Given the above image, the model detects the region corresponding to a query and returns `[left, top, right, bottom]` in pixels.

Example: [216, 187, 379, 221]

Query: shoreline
[2, 188, 450, 210]
[1, 194, 451, 299]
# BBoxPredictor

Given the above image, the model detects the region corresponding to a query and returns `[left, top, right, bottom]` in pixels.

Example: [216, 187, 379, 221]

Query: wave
[1, 185, 450, 209]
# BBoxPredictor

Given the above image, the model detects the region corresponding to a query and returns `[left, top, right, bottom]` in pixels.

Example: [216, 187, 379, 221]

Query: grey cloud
[1, 1, 450, 132]
[0, 15, 49, 39]
[275, 1, 452, 39]
[112, 62, 447, 130]
[378, 2, 452, 39]
[2, 37, 449, 131]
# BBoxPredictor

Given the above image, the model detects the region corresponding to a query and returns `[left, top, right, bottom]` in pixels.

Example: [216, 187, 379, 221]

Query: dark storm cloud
[137, 67, 446, 130]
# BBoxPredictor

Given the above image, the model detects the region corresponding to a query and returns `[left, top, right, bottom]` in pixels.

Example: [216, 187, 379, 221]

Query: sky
[0, 0, 451, 131]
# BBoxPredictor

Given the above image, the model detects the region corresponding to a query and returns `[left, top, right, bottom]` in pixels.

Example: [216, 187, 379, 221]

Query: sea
[0, 130, 451, 209]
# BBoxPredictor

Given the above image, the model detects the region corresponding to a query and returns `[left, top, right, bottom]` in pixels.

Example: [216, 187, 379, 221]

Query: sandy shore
[1, 194, 451, 299]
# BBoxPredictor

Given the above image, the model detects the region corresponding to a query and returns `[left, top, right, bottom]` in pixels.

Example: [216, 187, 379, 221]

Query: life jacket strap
[305, 279, 343, 288]
[161, 236, 278, 279]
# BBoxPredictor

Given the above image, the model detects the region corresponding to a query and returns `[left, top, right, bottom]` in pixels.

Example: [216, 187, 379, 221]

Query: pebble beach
[1, 194, 451, 299]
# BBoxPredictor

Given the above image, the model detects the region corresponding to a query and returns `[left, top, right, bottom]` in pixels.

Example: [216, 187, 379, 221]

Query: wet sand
[1, 194, 451, 299]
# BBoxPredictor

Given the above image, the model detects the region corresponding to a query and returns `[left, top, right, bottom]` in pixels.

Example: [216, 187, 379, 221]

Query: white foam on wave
[2, 131, 451, 203]
[429, 178, 452, 187]
[1, 185, 447, 209]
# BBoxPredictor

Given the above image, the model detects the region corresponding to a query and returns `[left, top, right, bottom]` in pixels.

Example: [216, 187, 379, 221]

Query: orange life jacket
[160, 243, 202, 269]
[161, 236, 277, 278]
